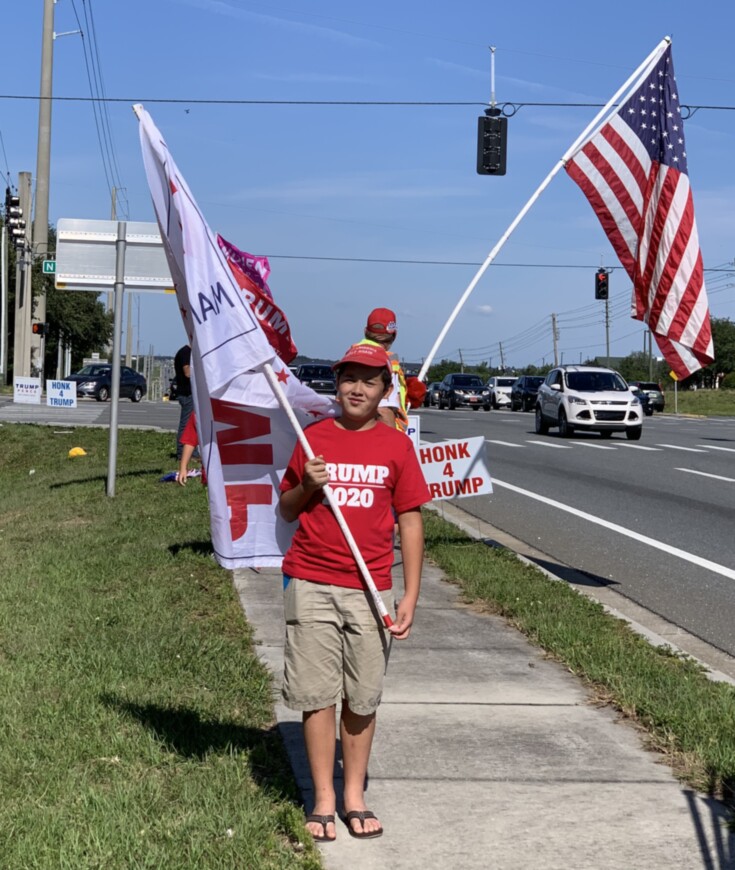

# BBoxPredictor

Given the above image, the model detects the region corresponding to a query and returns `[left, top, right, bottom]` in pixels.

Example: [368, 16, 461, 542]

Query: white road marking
[493, 478, 735, 581]
[676, 468, 735, 483]
[618, 444, 662, 451]
[697, 445, 735, 453]
[485, 439, 523, 447]
[656, 444, 707, 453]
[525, 440, 572, 449]
[573, 442, 616, 450]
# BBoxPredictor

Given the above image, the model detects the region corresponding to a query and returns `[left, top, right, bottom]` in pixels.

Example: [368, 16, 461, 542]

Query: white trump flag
[137, 105, 335, 568]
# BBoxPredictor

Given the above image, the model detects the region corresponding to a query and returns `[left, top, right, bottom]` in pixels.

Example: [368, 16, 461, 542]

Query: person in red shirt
[279, 342, 431, 843]
[176, 411, 205, 486]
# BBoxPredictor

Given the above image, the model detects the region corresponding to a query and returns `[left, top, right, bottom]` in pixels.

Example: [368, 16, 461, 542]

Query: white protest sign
[46, 380, 78, 409]
[13, 377, 42, 404]
[418, 436, 493, 501]
[406, 414, 420, 451]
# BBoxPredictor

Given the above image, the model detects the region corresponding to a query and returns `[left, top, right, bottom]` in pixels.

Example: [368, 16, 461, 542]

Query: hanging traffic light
[477, 110, 507, 176]
[595, 269, 609, 300]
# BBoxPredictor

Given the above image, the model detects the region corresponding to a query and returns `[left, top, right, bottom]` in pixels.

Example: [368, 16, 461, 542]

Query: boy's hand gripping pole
[263, 363, 394, 629]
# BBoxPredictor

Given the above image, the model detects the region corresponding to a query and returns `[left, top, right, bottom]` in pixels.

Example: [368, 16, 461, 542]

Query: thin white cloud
[254, 72, 371, 85]
[171, 0, 381, 48]
[475, 304, 494, 316]
[226, 175, 480, 202]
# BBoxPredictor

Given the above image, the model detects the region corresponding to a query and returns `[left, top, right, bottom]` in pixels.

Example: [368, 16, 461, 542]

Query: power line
[1, 94, 734, 113]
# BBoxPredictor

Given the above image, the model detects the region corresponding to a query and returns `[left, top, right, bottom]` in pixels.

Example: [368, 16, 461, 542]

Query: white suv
[486, 376, 516, 409]
[535, 365, 644, 440]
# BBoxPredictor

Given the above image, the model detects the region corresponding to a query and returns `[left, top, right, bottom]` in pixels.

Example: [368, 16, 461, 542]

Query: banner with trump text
[137, 105, 336, 568]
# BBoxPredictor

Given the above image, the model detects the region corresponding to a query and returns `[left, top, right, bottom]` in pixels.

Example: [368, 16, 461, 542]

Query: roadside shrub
[720, 372, 735, 390]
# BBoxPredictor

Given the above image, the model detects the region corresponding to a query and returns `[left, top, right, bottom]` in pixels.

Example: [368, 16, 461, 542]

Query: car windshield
[76, 365, 110, 376]
[636, 382, 660, 391]
[566, 371, 627, 392]
[525, 377, 544, 387]
[300, 366, 333, 379]
[452, 376, 483, 387]
[496, 378, 516, 387]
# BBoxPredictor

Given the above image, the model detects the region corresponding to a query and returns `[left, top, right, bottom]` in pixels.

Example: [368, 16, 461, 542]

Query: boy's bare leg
[340, 702, 382, 835]
[303, 706, 337, 840]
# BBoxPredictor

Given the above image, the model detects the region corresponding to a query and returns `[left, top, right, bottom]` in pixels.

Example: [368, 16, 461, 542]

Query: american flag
[566, 44, 714, 380]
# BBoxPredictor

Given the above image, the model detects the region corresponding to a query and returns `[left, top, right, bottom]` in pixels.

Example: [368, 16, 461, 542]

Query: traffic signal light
[477, 111, 507, 176]
[32, 323, 49, 336]
[595, 269, 609, 300]
[5, 189, 26, 249]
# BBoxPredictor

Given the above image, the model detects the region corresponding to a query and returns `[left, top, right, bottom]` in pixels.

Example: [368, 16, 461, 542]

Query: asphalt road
[3, 395, 733, 662]
[417, 404, 735, 660]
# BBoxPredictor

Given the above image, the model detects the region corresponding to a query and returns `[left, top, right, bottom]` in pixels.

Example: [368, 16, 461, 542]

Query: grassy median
[423, 511, 735, 810]
[0, 424, 320, 870]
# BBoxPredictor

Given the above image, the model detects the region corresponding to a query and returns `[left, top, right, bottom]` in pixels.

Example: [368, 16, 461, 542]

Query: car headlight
[482, 390, 490, 395]
[567, 396, 588, 405]
[80, 381, 94, 389]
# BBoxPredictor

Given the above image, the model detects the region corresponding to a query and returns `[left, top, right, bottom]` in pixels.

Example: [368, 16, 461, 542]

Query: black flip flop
[305, 814, 336, 842]
[344, 810, 383, 839]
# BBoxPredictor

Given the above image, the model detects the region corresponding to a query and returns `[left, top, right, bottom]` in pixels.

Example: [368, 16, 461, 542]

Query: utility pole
[30, 0, 55, 375]
[458, 349, 464, 373]
[605, 298, 611, 368]
[498, 342, 505, 371]
[648, 330, 654, 380]
[551, 313, 559, 366]
[12, 173, 33, 379]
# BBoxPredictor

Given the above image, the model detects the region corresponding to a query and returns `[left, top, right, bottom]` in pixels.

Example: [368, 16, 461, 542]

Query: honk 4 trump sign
[418, 436, 493, 501]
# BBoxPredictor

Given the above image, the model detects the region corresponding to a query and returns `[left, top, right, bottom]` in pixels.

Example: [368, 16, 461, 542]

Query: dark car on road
[424, 381, 442, 407]
[67, 364, 147, 402]
[510, 375, 545, 411]
[295, 364, 336, 394]
[437, 374, 490, 411]
[628, 381, 665, 413]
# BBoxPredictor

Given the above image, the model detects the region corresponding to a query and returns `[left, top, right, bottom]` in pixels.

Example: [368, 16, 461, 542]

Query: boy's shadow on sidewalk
[684, 788, 735, 870]
[101, 694, 300, 801]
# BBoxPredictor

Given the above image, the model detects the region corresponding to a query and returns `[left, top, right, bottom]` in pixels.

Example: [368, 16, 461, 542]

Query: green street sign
[43, 259, 56, 274]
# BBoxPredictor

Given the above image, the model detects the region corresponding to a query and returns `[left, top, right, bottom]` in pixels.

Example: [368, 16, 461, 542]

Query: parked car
[437, 374, 491, 411]
[424, 381, 442, 408]
[535, 365, 644, 440]
[510, 375, 545, 411]
[628, 381, 665, 413]
[295, 364, 336, 394]
[630, 386, 654, 417]
[486, 376, 517, 409]
[67, 364, 147, 402]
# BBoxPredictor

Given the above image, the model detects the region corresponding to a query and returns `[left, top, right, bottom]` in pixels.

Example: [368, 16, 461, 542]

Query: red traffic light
[32, 322, 49, 336]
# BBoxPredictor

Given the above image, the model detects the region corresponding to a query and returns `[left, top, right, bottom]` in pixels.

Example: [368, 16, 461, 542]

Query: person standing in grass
[278, 343, 430, 842]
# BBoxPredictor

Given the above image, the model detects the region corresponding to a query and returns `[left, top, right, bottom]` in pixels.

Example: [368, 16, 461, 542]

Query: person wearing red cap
[357, 307, 409, 431]
[279, 342, 431, 842]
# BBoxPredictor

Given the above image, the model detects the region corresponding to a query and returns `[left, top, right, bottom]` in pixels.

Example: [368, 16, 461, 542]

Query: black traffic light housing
[32, 323, 50, 336]
[477, 108, 507, 176]
[595, 269, 609, 300]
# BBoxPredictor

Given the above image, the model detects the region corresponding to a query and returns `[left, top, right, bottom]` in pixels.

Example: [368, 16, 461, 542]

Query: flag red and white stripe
[566, 43, 713, 379]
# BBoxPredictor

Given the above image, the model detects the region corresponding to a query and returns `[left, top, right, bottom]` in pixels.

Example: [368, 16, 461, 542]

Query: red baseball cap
[333, 343, 392, 373]
[365, 307, 397, 336]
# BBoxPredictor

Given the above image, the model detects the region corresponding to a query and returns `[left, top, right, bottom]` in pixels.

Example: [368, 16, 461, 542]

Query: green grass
[0, 424, 320, 870]
[662, 388, 735, 416]
[423, 511, 735, 809]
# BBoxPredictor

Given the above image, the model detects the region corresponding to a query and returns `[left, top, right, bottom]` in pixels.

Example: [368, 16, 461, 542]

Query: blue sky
[2, 1, 734, 369]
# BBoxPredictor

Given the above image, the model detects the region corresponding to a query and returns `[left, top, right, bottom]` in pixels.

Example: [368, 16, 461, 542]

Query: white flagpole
[262, 363, 394, 629]
[417, 36, 671, 382]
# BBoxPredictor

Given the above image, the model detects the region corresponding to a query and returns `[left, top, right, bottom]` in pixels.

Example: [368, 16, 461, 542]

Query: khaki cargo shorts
[282, 577, 394, 716]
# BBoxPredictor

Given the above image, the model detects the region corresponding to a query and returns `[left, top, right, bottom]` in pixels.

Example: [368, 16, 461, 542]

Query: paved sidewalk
[233, 560, 734, 869]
